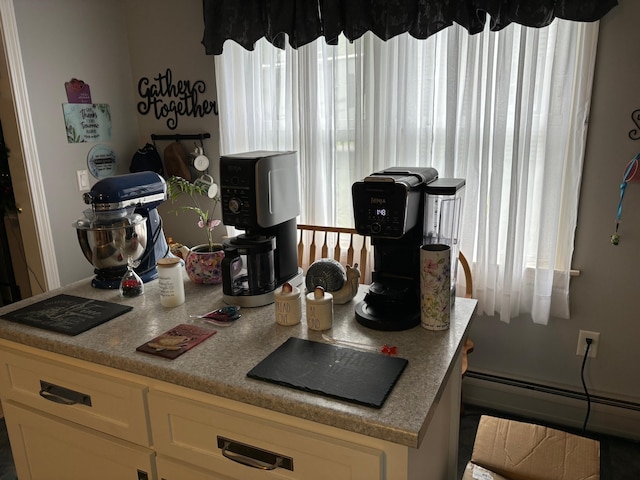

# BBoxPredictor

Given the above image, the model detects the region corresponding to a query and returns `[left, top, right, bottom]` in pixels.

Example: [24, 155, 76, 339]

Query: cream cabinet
[0, 340, 461, 480]
[149, 389, 384, 480]
[3, 402, 155, 480]
[147, 363, 461, 480]
[0, 344, 155, 480]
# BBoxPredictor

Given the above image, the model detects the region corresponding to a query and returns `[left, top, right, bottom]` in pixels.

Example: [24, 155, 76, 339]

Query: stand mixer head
[73, 171, 170, 289]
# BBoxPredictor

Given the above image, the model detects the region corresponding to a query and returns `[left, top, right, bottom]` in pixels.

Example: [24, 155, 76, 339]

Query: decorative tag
[65, 78, 92, 104]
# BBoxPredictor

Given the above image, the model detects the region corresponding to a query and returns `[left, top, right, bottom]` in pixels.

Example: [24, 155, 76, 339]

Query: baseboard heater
[465, 370, 640, 412]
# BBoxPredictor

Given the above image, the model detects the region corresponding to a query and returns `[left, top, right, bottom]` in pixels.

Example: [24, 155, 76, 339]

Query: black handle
[217, 436, 293, 471]
[39, 380, 92, 407]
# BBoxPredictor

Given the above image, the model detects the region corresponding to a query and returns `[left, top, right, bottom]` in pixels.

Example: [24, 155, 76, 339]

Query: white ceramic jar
[274, 282, 302, 325]
[157, 257, 185, 307]
[306, 286, 333, 331]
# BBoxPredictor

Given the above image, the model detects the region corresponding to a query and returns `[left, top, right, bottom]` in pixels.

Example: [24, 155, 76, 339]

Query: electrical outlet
[576, 330, 600, 358]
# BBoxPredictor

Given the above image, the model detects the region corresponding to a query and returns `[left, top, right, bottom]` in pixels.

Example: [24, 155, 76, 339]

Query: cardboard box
[462, 415, 600, 480]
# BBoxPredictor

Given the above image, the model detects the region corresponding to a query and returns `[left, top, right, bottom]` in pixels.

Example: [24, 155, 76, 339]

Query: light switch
[77, 169, 90, 191]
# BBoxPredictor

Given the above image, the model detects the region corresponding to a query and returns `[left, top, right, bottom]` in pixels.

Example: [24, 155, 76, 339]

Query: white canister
[274, 282, 302, 326]
[306, 286, 333, 331]
[157, 257, 185, 307]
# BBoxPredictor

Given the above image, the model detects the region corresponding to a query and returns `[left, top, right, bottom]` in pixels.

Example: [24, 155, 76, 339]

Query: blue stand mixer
[73, 172, 170, 288]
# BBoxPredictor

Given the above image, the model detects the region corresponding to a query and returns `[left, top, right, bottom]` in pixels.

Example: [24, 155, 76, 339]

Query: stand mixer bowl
[73, 212, 148, 270]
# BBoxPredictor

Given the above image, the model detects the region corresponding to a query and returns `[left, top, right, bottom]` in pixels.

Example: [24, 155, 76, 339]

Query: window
[214, 19, 599, 324]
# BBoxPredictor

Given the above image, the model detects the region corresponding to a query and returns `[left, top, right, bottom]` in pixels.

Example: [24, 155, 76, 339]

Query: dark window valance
[202, 0, 618, 55]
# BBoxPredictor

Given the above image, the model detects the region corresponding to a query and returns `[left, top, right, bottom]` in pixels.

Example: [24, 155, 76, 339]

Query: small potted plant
[166, 175, 224, 284]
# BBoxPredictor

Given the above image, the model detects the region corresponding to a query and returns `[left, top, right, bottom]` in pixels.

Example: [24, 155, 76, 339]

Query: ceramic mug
[190, 146, 210, 171]
[193, 174, 218, 198]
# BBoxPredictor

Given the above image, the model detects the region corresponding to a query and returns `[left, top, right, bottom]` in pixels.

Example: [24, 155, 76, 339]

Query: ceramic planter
[183, 244, 224, 284]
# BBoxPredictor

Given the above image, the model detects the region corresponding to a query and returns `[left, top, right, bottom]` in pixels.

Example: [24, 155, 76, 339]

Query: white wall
[120, 0, 223, 249]
[463, 0, 640, 438]
[13, 0, 139, 286]
[10, 0, 222, 285]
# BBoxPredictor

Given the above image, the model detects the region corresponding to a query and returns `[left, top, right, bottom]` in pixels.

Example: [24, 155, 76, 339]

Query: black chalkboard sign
[1, 294, 132, 335]
[247, 337, 408, 408]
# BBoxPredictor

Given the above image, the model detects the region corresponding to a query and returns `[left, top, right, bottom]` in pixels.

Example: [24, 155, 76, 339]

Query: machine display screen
[352, 183, 418, 238]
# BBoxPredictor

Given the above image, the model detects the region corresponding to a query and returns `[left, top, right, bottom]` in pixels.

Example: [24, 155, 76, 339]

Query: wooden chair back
[457, 250, 474, 379]
[458, 251, 473, 298]
[297, 224, 474, 295]
[297, 224, 371, 284]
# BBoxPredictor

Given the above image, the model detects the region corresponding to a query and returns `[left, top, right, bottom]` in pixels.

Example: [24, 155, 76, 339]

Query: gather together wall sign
[629, 108, 640, 141]
[137, 68, 218, 130]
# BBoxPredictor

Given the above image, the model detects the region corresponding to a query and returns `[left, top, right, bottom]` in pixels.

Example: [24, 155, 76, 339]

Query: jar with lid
[157, 257, 185, 307]
[274, 282, 302, 325]
[306, 286, 333, 331]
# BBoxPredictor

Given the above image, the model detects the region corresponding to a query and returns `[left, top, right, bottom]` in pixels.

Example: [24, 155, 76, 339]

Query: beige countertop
[0, 274, 476, 449]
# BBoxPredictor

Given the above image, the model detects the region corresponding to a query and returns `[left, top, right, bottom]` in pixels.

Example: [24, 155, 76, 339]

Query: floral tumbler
[419, 244, 451, 330]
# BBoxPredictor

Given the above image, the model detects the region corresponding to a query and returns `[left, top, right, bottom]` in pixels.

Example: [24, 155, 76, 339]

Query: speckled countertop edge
[0, 276, 476, 448]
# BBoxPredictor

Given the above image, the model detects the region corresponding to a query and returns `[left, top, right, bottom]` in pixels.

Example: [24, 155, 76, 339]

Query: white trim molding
[0, 0, 60, 290]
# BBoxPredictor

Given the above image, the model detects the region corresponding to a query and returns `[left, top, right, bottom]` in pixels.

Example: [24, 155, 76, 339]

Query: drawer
[4, 401, 156, 480]
[0, 347, 150, 446]
[158, 455, 236, 480]
[148, 390, 384, 480]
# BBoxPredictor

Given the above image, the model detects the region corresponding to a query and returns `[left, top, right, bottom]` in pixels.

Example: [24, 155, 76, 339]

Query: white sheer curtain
[214, 20, 599, 324]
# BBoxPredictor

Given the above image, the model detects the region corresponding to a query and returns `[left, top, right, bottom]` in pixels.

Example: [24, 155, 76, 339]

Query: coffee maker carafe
[352, 167, 438, 330]
[220, 151, 303, 307]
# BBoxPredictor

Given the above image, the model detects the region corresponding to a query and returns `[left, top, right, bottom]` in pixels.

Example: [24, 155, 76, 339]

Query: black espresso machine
[73, 171, 170, 288]
[220, 151, 303, 307]
[352, 167, 437, 330]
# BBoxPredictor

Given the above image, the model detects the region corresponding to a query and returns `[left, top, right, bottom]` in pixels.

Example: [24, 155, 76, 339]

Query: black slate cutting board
[0, 294, 132, 335]
[247, 337, 408, 408]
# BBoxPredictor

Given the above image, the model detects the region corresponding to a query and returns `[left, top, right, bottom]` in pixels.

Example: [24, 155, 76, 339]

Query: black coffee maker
[352, 167, 438, 330]
[220, 151, 303, 307]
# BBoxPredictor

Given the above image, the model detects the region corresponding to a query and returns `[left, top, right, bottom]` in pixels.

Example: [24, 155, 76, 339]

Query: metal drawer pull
[217, 436, 293, 471]
[39, 380, 92, 406]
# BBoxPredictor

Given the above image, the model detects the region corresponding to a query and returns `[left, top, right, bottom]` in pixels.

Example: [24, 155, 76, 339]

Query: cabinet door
[4, 401, 156, 480]
[157, 455, 235, 480]
[0, 347, 150, 446]
[149, 390, 384, 480]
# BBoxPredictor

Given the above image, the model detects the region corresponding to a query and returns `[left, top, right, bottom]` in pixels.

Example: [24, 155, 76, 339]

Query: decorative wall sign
[87, 144, 117, 179]
[137, 68, 218, 130]
[63, 103, 112, 143]
[65, 78, 92, 104]
[629, 109, 640, 141]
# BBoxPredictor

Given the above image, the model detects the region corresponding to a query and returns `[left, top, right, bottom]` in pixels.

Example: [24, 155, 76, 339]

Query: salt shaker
[306, 286, 333, 331]
[157, 257, 185, 307]
[274, 282, 302, 325]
